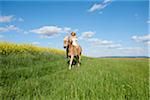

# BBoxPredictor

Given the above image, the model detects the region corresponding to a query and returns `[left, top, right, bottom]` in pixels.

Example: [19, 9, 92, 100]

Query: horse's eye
[64, 41, 67, 43]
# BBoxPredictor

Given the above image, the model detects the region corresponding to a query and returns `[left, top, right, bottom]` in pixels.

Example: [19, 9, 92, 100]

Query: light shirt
[71, 37, 78, 46]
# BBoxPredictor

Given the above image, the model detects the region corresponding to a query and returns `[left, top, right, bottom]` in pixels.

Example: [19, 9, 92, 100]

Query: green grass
[0, 42, 149, 100]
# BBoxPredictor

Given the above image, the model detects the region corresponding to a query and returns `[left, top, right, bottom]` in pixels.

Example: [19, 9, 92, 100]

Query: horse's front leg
[66, 46, 69, 58]
[69, 55, 74, 70]
[77, 55, 81, 67]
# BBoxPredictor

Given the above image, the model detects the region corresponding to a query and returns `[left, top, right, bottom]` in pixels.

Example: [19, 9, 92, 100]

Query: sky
[0, 0, 149, 57]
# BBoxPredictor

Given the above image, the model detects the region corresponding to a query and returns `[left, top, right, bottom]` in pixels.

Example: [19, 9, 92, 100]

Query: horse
[63, 36, 82, 70]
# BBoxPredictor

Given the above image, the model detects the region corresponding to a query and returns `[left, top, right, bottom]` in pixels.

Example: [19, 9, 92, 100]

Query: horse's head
[63, 36, 69, 48]
[63, 36, 73, 48]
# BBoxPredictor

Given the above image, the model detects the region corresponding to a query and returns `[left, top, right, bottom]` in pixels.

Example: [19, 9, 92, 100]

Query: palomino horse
[63, 36, 82, 70]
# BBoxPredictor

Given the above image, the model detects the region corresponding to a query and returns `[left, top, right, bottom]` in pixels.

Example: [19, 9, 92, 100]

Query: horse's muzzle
[64, 46, 66, 48]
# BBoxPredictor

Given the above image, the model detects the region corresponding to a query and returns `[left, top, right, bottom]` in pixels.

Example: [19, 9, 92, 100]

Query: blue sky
[0, 0, 149, 57]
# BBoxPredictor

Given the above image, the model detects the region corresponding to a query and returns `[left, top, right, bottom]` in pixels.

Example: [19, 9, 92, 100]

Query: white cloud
[132, 34, 150, 45]
[63, 27, 78, 34]
[103, 0, 112, 3]
[0, 15, 14, 23]
[107, 44, 122, 48]
[118, 47, 144, 51]
[147, 20, 150, 24]
[30, 25, 78, 38]
[0, 27, 8, 33]
[18, 17, 24, 22]
[32, 41, 40, 45]
[63, 27, 72, 33]
[81, 33, 148, 57]
[144, 41, 150, 46]
[117, 47, 147, 55]
[84, 46, 147, 57]
[89, 4, 105, 12]
[80, 31, 95, 39]
[0, 15, 25, 23]
[117, 47, 147, 56]
[30, 26, 62, 37]
[80, 31, 121, 49]
[89, 38, 113, 45]
[88, 0, 112, 12]
[39, 35, 54, 39]
[88, 38, 122, 49]
[0, 25, 21, 33]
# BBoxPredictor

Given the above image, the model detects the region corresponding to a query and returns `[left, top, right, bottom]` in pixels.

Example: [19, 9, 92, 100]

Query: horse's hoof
[77, 64, 80, 67]
[69, 66, 71, 70]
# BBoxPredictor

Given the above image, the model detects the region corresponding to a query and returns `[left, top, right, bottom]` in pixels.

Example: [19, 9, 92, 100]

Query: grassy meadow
[0, 42, 149, 100]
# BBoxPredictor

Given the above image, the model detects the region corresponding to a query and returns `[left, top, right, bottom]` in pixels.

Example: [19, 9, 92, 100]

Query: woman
[70, 32, 79, 49]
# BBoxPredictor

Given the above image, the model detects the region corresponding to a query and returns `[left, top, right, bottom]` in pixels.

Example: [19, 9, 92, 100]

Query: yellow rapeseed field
[0, 42, 65, 55]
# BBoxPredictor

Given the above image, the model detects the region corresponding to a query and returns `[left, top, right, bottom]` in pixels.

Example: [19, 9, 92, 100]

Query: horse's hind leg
[77, 55, 81, 67]
[69, 55, 74, 70]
